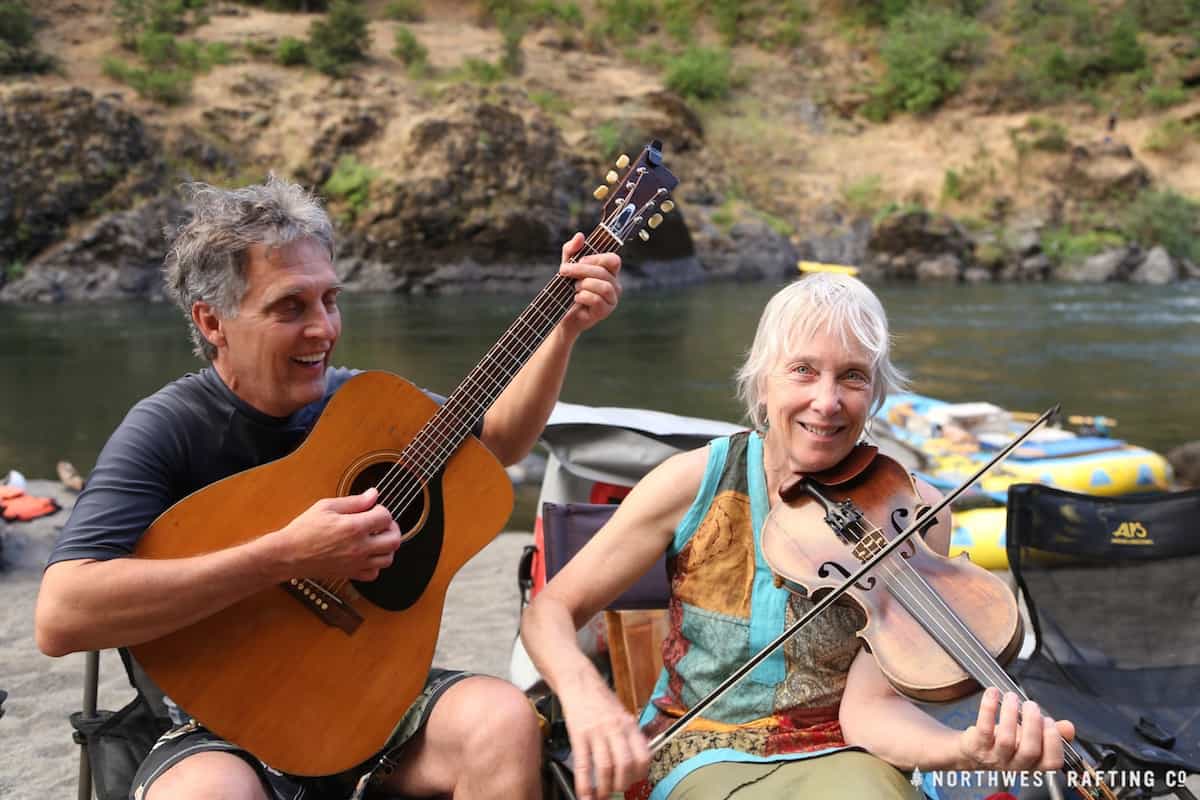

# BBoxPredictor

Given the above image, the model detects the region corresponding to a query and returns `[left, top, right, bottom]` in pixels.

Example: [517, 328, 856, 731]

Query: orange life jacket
[0, 490, 61, 521]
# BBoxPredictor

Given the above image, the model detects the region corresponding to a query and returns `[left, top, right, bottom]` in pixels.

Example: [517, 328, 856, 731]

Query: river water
[1, 280, 1196, 488]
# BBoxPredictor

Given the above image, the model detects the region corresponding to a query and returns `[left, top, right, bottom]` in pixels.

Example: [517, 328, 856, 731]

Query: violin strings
[827, 511, 1094, 777]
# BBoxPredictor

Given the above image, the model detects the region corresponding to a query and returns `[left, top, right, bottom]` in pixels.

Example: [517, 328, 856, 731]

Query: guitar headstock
[591, 140, 679, 248]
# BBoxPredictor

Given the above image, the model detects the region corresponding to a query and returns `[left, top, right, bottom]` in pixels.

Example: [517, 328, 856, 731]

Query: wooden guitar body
[131, 371, 514, 776]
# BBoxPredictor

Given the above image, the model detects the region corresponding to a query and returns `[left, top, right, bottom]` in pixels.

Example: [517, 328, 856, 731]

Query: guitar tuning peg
[638, 229, 650, 242]
[615, 153, 630, 169]
[647, 213, 663, 229]
[605, 170, 619, 184]
[660, 200, 675, 213]
[593, 185, 609, 200]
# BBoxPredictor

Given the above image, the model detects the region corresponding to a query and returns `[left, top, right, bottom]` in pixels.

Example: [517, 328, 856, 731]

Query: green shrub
[1143, 119, 1196, 156]
[0, 0, 35, 48]
[276, 35, 308, 65]
[595, 0, 653, 44]
[1121, 189, 1200, 262]
[941, 169, 963, 202]
[1128, 0, 1200, 33]
[527, 0, 583, 26]
[870, 7, 986, 117]
[592, 120, 625, 159]
[710, 198, 736, 231]
[383, 0, 422, 21]
[1009, 116, 1070, 158]
[392, 25, 425, 65]
[665, 45, 732, 101]
[499, 16, 524, 75]
[103, 56, 192, 103]
[662, 0, 693, 41]
[1040, 227, 1125, 265]
[307, 0, 370, 77]
[323, 155, 377, 218]
[460, 56, 503, 83]
[712, 0, 751, 44]
[1098, 13, 1145, 76]
[1146, 84, 1190, 111]
[0, 0, 52, 73]
[529, 88, 570, 114]
[766, 1, 811, 50]
[842, 174, 885, 217]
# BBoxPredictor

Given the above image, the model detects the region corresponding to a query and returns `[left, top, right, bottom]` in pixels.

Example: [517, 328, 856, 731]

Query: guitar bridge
[281, 578, 364, 635]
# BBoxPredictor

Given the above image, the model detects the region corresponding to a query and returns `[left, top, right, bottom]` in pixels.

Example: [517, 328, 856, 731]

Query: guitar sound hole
[348, 462, 427, 537]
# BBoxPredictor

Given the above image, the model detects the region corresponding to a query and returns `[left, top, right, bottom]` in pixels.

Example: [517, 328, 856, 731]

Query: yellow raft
[950, 507, 1009, 570]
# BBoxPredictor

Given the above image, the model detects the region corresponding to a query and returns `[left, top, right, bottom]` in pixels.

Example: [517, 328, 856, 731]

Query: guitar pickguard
[350, 465, 446, 612]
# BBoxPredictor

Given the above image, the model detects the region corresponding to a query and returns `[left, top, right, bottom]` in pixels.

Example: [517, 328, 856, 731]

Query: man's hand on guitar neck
[556, 231, 622, 341]
[269, 487, 402, 582]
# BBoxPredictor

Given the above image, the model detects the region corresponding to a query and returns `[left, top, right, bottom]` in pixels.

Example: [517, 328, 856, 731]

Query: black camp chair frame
[1006, 483, 1200, 800]
[73, 648, 172, 800]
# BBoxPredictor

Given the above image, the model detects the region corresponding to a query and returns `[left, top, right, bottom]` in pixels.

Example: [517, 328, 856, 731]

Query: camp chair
[1006, 483, 1200, 799]
[534, 501, 671, 800]
[73, 648, 172, 800]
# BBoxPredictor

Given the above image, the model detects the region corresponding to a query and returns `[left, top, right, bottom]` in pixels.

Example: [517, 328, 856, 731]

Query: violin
[762, 444, 1022, 702]
[649, 410, 1117, 800]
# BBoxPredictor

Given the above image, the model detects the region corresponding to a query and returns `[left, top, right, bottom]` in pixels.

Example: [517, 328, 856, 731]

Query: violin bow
[647, 405, 1061, 755]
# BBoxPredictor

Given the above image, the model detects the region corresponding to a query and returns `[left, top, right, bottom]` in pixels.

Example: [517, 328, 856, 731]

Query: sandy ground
[0, 480, 531, 799]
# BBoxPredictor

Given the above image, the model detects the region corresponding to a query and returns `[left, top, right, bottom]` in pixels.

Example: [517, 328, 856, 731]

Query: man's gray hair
[163, 175, 336, 360]
[734, 272, 907, 432]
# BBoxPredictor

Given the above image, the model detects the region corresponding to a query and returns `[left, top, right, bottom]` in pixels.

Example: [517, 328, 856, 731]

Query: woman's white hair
[735, 273, 907, 432]
[162, 174, 335, 360]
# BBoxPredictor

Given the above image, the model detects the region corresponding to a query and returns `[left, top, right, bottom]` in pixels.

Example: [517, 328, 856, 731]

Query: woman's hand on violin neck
[559, 679, 651, 800]
[958, 688, 1076, 772]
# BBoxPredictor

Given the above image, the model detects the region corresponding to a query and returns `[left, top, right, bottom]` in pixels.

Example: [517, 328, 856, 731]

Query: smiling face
[760, 326, 874, 478]
[196, 237, 342, 418]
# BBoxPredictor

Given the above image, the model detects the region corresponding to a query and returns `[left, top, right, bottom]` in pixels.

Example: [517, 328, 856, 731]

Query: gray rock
[0, 88, 161, 267]
[1012, 252, 1051, 281]
[797, 218, 871, 271]
[915, 253, 961, 281]
[2, 194, 184, 302]
[1128, 246, 1179, 285]
[1167, 441, 1200, 488]
[1054, 247, 1127, 283]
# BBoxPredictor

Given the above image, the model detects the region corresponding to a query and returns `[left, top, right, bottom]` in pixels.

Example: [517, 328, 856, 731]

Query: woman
[520, 273, 1075, 800]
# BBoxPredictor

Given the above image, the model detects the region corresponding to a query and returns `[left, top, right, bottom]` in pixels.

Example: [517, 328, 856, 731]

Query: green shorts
[666, 750, 921, 800]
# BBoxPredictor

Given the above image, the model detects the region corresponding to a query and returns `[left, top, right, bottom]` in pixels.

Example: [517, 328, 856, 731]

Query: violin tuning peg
[605, 170, 619, 184]
[593, 185, 609, 200]
[660, 199, 675, 213]
[647, 213, 663, 230]
[638, 229, 650, 242]
[615, 153, 630, 169]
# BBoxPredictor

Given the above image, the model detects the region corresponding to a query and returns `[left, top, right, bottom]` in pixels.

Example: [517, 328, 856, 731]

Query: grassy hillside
[4, 0, 1200, 267]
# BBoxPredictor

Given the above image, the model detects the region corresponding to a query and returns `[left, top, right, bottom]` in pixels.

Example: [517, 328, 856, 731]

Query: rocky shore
[2, 81, 1197, 306]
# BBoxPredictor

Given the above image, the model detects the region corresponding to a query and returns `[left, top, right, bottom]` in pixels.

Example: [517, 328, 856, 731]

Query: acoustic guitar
[131, 141, 679, 776]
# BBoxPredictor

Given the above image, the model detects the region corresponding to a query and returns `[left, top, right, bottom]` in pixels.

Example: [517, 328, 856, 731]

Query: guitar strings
[377, 169, 662, 496]
[319, 206, 637, 594]
[365, 183, 656, 517]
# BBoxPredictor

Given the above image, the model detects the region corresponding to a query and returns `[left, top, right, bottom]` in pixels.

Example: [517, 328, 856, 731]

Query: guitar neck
[404, 233, 616, 477]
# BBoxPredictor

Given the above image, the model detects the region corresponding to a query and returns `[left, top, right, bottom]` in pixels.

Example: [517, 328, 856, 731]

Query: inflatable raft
[877, 393, 1171, 570]
[878, 393, 1170, 502]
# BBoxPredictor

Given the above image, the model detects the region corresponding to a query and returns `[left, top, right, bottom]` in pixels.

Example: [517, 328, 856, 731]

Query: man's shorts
[130, 668, 471, 800]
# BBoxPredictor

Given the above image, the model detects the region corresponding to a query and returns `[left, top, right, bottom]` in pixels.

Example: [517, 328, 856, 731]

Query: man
[35, 176, 623, 800]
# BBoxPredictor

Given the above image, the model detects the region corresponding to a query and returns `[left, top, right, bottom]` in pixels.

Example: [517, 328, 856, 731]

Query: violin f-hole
[819, 560, 877, 591]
